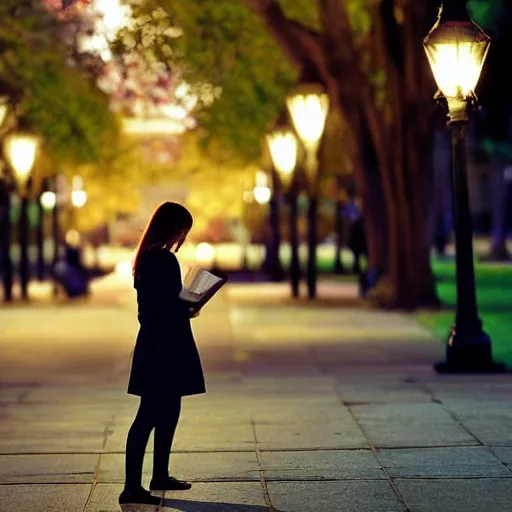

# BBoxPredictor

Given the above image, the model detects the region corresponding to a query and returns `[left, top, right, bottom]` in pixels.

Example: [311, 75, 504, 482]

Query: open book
[179, 266, 227, 311]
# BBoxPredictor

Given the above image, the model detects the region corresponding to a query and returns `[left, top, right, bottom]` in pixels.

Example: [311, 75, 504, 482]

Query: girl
[119, 202, 205, 506]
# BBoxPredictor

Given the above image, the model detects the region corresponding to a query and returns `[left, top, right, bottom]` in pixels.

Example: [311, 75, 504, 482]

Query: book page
[179, 288, 202, 303]
[183, 267, 222, 296]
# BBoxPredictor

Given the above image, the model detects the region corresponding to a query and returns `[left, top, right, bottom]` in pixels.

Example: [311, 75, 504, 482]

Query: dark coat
[127, 247, 206, 398]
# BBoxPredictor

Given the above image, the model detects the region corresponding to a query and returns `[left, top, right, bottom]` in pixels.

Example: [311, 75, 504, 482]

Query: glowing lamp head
[266, 129, 298, 189]
[2, 132, 39, 192]
[253, 186, 271, 205]
[71, 190, 88, 208]
[40, 191, 57, 211]
[423, 4, 490, 99]
[286, 83, 329, 151]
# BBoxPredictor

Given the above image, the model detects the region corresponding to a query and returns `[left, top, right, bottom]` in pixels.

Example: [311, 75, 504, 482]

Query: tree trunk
[250, 0, 440, 309]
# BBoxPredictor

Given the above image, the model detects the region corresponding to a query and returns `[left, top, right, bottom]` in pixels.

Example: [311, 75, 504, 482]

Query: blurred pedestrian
[120, 201, 204, 506]
[345, 195, 367, 274]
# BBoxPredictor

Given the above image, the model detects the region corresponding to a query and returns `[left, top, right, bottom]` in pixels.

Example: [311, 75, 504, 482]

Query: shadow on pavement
[120, 501, 275, 511]
[161, 498, 273, 511]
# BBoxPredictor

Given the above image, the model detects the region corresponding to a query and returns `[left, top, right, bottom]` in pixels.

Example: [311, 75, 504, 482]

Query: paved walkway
[0, 275, 511, 512]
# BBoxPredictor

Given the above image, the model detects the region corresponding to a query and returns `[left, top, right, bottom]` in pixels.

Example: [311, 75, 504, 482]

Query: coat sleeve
[136, 250, 185, 325]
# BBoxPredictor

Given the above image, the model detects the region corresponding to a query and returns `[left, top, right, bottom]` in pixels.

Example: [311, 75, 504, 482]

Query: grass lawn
[416, 259, 512, 366]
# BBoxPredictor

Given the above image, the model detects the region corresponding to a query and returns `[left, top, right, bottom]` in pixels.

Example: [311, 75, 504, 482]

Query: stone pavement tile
[490, 447, 512, 467]
[267, 481, 406, 512]
[259, 449, 385, 480]
[0, 454, 98, 483]
[376, 447, 510, 478]
[395, 478, 512, 512]
[105, 424, 256, 453]
[173, 424, 256, 452]
[335, 380, 432, 405]
[249, 399, 352, 425]
[98, 452, 260, 483]
[0, 433, 106, 454]
[161, 482, 269, 511]
[460, 419, 512, 446]
[351, 403, 477, 448]
[0, 483, 90, 512]
[254, 422, 368, 450]
[84, 483, 126, 512]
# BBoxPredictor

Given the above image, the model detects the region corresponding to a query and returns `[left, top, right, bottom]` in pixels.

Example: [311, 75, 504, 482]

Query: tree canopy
[0, 0, 118, 164]
[155, 0, 296, 161]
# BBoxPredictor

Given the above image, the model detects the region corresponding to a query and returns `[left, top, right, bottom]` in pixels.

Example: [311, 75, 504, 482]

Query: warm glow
[286, 87, 329, 151]
[71, 190, 88, 208]
[122, 117, 186, 135]
[253, 186, 271, 205]
[196, 242, 215, 266]
[65, 229, 81, 248]
[72, 175, 84, 191]
[424, 21, 490, 98]
[160, 104, 189, 120]
[3, 132, 39, 190]
[40, 191, 57, 211]
[266, 130, 298, 185]
[255, 170, 269, 188]
[116, 260, 133, 279]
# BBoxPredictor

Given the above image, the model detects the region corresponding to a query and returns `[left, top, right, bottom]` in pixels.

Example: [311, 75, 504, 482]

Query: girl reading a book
[120, 201, 205, 506]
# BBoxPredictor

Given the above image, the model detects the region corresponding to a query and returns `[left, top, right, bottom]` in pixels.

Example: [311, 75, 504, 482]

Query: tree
[0, 0, 118, 164]
[156, 0, 443, 309]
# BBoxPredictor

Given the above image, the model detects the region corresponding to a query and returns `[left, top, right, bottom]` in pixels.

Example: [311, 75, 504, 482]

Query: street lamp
[71, 189, 88, 208]
[0, 96, 13, 301]
[253, 170, 283, 280]
[40, 191, 57, 211]
[286, 83, 329, 299]
[267, 127, 300, 297]
[2, 131, 39, 300]
[253, 171, 272, 205]
[424, 2, 504, 372]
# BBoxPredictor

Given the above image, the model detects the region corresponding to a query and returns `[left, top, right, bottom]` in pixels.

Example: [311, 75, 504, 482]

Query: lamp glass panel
[424, 21, 490, 98]
[286, 92, 329, 149]
[266, 130, 297, 187]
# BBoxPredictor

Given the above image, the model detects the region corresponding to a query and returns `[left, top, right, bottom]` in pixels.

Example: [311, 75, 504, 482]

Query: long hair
[132, 201, 193, 278]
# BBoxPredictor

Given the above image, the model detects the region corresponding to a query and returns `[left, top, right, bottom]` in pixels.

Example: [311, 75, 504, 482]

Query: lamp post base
[434, 329, 507, 373]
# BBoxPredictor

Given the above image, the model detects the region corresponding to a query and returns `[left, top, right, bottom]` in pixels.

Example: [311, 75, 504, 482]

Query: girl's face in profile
[171, 230, 188, 252]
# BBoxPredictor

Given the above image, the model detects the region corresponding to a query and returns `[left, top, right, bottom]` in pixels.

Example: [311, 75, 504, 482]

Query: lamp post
[253, 170, 279, 279]
[0, 96, 13, 301]
[286, 83, 329, 299]
[40, 187, 57, 281]
[2, 131, 39, 300]
[266, 127, 300, 297]
[424, 1, 505, 372]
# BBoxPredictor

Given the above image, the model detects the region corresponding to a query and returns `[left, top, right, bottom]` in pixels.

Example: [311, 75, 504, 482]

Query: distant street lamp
[267, 127, 300, 297]
[0, 96, 13, 301]
[40, 191, 57, 211]
[2, 131, 39, 300]
[71, 189, 88, 208]
[424, 1, 505, 372]
[253, 170, 272, 205]
[286, 83, 329, 299]
[253, 170, 283, 281]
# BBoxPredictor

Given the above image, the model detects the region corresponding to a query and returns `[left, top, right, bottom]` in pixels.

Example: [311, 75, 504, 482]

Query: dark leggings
[124, 394, 182, 490]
